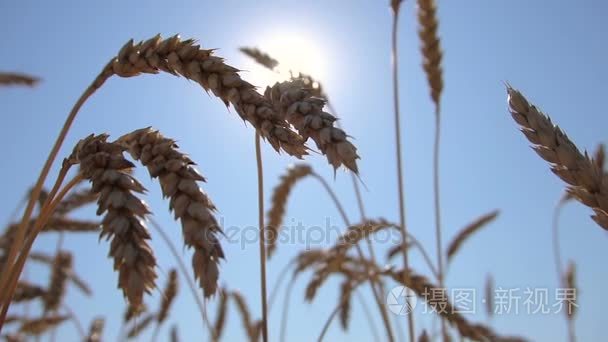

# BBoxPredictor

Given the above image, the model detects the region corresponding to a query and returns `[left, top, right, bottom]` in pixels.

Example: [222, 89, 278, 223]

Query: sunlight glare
[240, 32, 328, 89]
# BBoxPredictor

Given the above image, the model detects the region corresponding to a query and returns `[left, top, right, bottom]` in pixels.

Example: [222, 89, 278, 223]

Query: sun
[240, 32, 328, 89]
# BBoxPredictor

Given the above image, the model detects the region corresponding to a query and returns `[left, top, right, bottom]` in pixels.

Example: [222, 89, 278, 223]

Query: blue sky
[1, 0, 607, 341]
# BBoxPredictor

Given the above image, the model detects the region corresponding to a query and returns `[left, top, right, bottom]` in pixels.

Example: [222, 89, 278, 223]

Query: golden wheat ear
[117, 127, 223, 298]
[157, 269, 178, 324]
[12, 282, 46, 303]
[43, 251, 72, 313]
[0, 72, 40, 87]
[266, 81, 359, 172]
[446, 210, 499, 263]
[126, 313, 154, 338]
[70, 133, 157, 308]
[19, 316, 68, 336]
[239, 47, 279, 70]
[417, 0, 443, 111]
[507, 86, 608, 231]
[107, 35, 307, 158]
[383, 268, 528, 342]
[266, 164, 313, 257]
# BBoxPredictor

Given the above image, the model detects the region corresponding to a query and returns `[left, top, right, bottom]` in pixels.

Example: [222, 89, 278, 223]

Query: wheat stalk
[266, 164, 312, 257]
[70, 133, 157, 308]
[0, 72, 40, 87]
[254, 132, 269, 342]
[446, 210, 500, 263]
[118, 127, 223, 298]
[417, 0, 446, 336]
[239, 47, 279, 70]
[507, 86, 608, 230]
[170, 325, 179, 342]
[485, 274, 494, 318]
[390, 0, 415, 339]
[265, 81, 359, 172]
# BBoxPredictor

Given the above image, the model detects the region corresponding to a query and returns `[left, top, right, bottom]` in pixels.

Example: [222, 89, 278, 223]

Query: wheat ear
[446, 210, 499, 263]
[417, 0, 443, 109]
[54, 188, 99, 216]
[109, 35, 307, 157]
[70, 133, 157, 308]
[239, 47, 279, 70]
[157, 269, 178, 324]
[338, 279, 353, 330]
[212, 292, 228, 341]
[0, 72, 40, 87]
[151, 269, 178, 341]
[265, 81, 359, 172]
[384, 268, 527, 342]
[127, 313, 155, 338]
[12, 282, 46, 303]
[239, 47, 326, 100]
[231, 290, 258, 341]
[27, 252, 92, 296]
[118, 127, 223, 298]
[266, 164, 312, 257]
[19, 316, 68, 336]
[507, 86, 608, 230]
[43, 251, 72, 312]
[124, 303, 147, 323]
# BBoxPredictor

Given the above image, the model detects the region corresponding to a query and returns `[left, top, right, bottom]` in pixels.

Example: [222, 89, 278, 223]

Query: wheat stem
[0, 73, 109, 325]
[268, 258, 296, 312]
[433, 111, 447, 340]
[391, 1, 416, 339]
[355, 291, 382, 342]
[317, 279, 364, 342]
[255, 133, 269, 342]
[279, 277, 296, 342]
[328, 103, 390, 325]
[0, 164, 70, 319]
[62, 304, 85, 340]
[149, 219, 211, 335]
[552, 197, 576, 342]
[0, 174, 82, 330]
